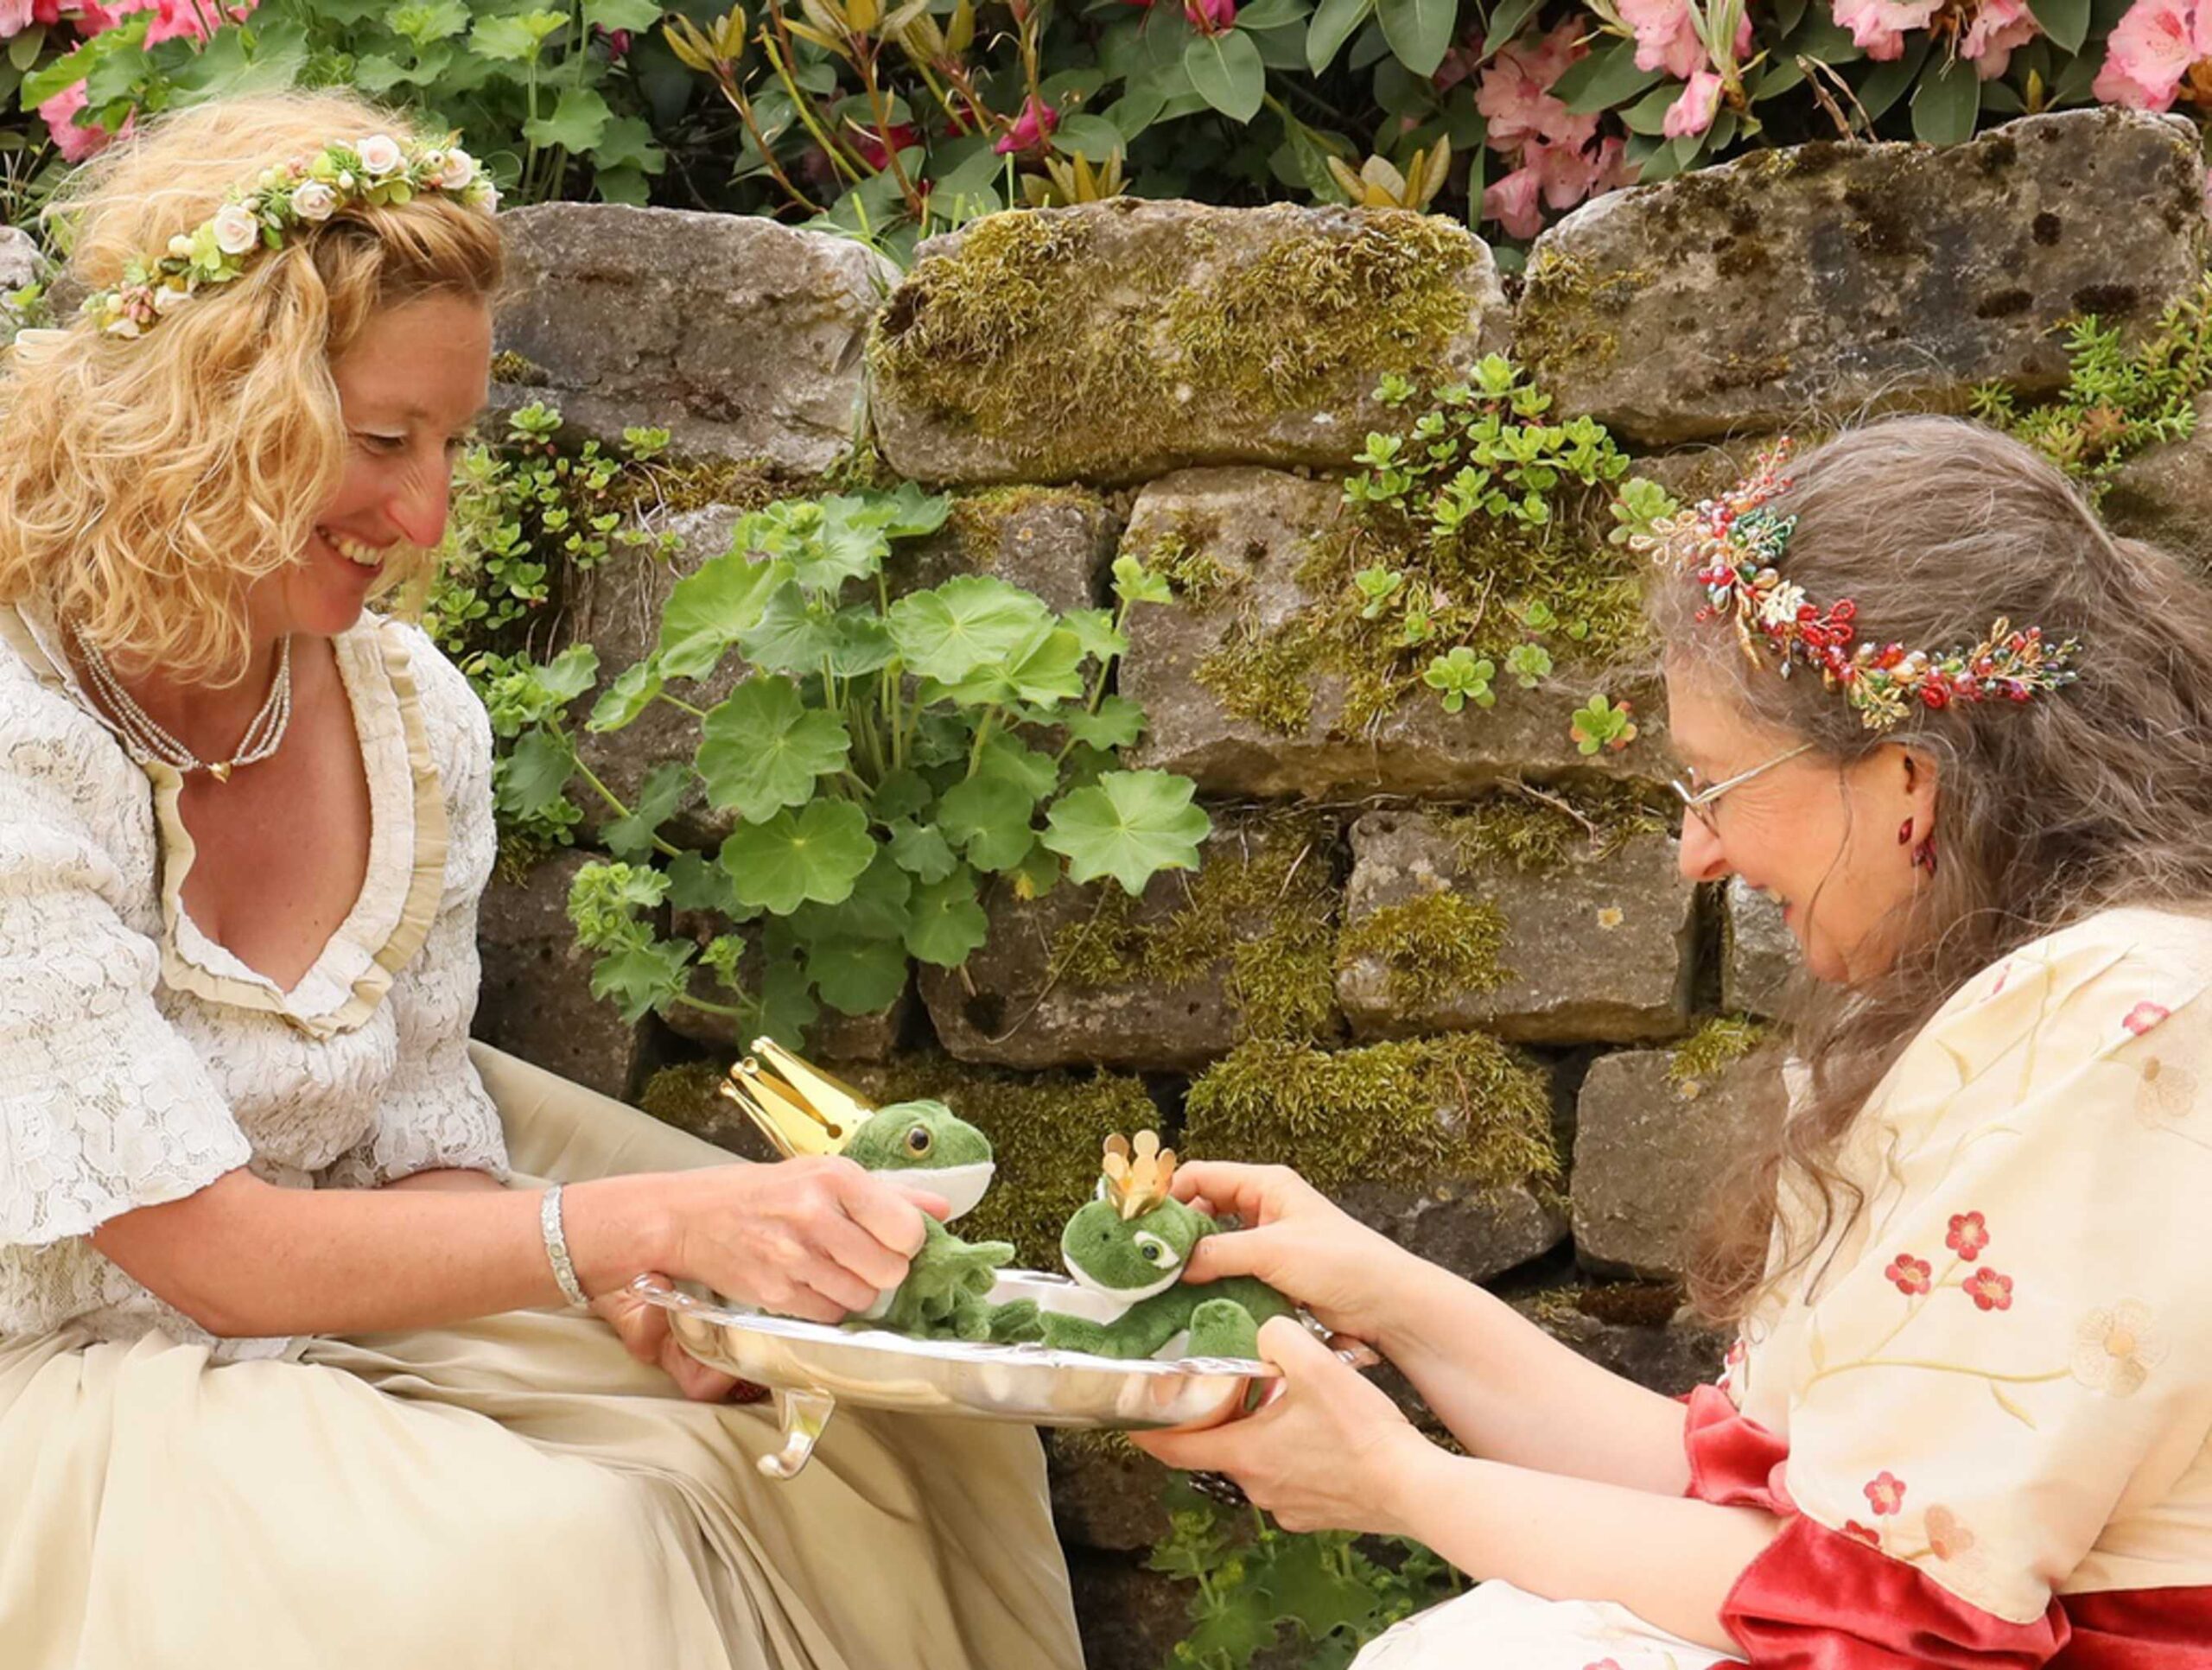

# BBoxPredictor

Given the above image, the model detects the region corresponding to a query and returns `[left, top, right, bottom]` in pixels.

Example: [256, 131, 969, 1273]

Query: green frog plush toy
[994, 1133, 1295, 1362]
[720, 1045, 1020, 1343]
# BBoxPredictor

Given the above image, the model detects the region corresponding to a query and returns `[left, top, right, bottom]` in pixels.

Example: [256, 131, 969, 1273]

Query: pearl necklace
[73, 627, 295, 783]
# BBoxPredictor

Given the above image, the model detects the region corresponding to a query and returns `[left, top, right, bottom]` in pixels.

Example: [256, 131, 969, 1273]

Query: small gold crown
[1101, 1131, 1176, 1221]
[717, 1038, 876, 1159]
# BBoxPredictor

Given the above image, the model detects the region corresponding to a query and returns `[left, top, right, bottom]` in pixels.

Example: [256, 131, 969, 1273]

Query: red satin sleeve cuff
[1681, 1382, 1794, 1514]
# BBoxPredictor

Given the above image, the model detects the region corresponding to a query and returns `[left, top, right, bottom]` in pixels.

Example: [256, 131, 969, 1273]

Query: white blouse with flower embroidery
[0, 603, 510, 1362]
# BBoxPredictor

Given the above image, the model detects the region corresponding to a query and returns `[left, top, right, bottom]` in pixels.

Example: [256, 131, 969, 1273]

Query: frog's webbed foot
[986, 1298, 1043, 1343]
[1185, 1298, 1262, 1362]
[1039, 1311, 1140, 1358]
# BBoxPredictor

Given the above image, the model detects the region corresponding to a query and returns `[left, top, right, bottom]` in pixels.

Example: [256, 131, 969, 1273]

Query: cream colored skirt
[1351, 1579, 1744, 1668]
[0, 1046, 1083, 1670]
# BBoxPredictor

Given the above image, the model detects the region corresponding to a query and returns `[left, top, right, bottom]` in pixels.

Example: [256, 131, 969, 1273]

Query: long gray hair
[1648, 415, 2212, 1323]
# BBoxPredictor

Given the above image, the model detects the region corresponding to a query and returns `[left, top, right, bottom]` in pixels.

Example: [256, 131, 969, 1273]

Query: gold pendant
[207, 760, 232, 783]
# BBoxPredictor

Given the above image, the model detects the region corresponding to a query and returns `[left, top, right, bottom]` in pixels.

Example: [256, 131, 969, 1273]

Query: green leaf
[1062, 607, 1128, 663]
[870, 767, 935, 823]
[887, 576, 1057, 683]
[826, 607, 895, 676]
[939, 772, 1042, 873]
[975, 736, 1058, 798]
[583, 0, 665, 28]
[719, 800, 878, 915]
[886, 818, 959, 883]
[1184, 28, 1267, 122]
[1237, 0, 1312, 27]
[1619, 81, 1681, 134]
[793, 494, 897, 591]
[925, 624, 1088, 708]
[1060, 695, 1147, 750]
[2025, 0, 2090, 51]
[667, 848, 752, 917]
[1482, 0, 1543, 54]
[1051, 111, 1128, 160]
[588, 940, 696, 1024]
[1007, 841, 1063, 901]
[536, 644, 601, 703]
[524, 86, 614, 153]
[790, 848, 913, 943]
[603, 760, 689, 860]
[1041, 769, 1210, 894]
[471, 11, 565, 63]
[496, 727, 575, 818]
[874, 480, 951, 540]
[736, 581, 839, 675]
[1549, 35, 1663, 112]
[1375, 0, 1454, 77]
[22, 25, 143, 109]
[696, 676, 853, 824]
[807, 936, 911, 1014]
[1910, 54, 1980, 146]
[905, 868, 991, 966]
[657, 552, 788, 680]
[588, 660, 664, 733]
[593, 114, 666, 175]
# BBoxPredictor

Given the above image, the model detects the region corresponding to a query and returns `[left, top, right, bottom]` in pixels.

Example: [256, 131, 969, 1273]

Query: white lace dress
[0, 602, 508, 1361]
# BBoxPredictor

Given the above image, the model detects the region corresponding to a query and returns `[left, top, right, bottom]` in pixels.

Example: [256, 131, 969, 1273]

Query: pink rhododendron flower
[0, 0, 35, 37]
[2093, 0, 2208, 108]
[1662, 67, 1724, 136]
[849, 121, 923, 170]
[1482, 163, 1546, 239]
[1830, 0, 1941, 60]
[1183, 0, 1234, 31]
[1961, 0, 2039, 77]
[38, 81, 121, 163]
[1618, 0, 1707, 78]
[994, 95, 1059, 156]
[1474, 22, 1596, 152]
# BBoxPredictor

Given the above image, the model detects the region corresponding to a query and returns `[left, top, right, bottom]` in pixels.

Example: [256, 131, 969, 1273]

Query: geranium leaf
[666, 848, 755, 918]
[887, 575, 1056, 683]
[656, 551, 787, 680]
[976, 735, 1059, 798]
[1041, 769, 1211, 894]
[826, 606, 896, 676]
[737, 580, 839, 674]
[793, 493, 898, 592]
[905, 867, 991, 966]
[870, 767, 935, 823]
[1062, 606, 1128, 662]
[886, 818, 960, 883]
[1060, 695, 1147, 751]
[495, 727, 575, 818]
[696, 676, 852, 823]
[806, 935, 911, 1014]
[790, 847, 913, 943]
[587, 939, 695, 1024]
[602, 760, 689, 860]
[587, 658, 662, 733]
[523, 86, 612, 153]
[718, 799, 877, 915]
[939, 772, 1041, 873]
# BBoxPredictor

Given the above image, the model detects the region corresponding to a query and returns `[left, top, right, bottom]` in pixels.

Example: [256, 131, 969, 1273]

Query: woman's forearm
[1376, 1438, 1779, 1654]
[1374, 1258, 1698, 1495]
[92, 1166, 673, 1338]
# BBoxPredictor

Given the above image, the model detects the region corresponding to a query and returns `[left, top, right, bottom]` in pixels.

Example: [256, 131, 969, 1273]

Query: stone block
[493, 203, 896, 473]
[886, 486, 1119, 614]
[0, 225, 45, 294]
[1721, 876, 1796, 1017]
[1117, 467, 1663, 800]
[1516, 1291, 1731, 1397]
[1337, 807, 1694, 1045]
[562, 504, 749, 850]
[1046, 1432, 1175, 1553]
[474, 850, 649, 1100]
[918, 816, 1341, 1071]
[1573, 1039, 1785, 1280]
[1520, 111, 2209, 445]
[2102, 392, 2212, 578]
[1336, 1178, 1567, 1284]
[869, 199, 1507, 486]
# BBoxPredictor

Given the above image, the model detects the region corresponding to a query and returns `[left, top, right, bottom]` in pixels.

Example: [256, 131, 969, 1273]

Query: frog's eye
[904, 1124, 933, 1158]
[1133, 1231, 1180, 1271]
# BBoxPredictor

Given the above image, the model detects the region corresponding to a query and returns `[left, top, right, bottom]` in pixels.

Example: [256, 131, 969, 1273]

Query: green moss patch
[1182, 1033, 1558, 1196]
[1668, 1014, 1768, 1098]
[1434, 782, 1669, 875]
[1333, 890, 1510, 1011]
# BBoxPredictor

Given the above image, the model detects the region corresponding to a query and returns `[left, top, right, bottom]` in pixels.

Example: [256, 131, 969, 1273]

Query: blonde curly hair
[0, 89, 505, 688]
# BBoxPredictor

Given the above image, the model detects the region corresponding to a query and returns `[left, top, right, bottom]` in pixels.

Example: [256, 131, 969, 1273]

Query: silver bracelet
[539, 1184, 591, 1309]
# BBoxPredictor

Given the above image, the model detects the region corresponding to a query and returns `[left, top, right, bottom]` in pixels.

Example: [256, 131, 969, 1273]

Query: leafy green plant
[1972, 271, 2212, 497]
[1421, 645, 1494, 711]
[1147, 1478, 1463, 1670]
[1568, 691, 1638, 754]
[495, 485, 1207, 1042]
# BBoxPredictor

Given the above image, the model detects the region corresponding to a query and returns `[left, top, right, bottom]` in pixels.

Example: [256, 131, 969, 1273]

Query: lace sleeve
[0, 678, 252, 1244]
[319, 625, 509, 1190]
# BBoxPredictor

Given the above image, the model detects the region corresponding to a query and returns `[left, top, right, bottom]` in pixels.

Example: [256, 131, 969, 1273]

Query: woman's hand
[655, 1156, 948, 1326]
[1171, 1161, 1420, 1341]
[591, 1273, 766, 1402]
[1132, 1316, 1432, 1536]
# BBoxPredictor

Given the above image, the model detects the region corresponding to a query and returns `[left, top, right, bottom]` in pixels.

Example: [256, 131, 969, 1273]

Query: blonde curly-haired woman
[0, 90, 1080, 1670]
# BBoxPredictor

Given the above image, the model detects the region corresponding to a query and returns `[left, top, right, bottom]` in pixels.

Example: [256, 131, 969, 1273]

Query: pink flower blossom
[1885, 1253, 1934, 1296]
[2125, 1000, 2174, 1037]
[0, 0, 35, 37]
[1618, 0, 1707, 79]
[1662, 67, 1724, 137]
[1529, 136, 1605, 207]
[1183, 0, 1235, 31]
[1864, 1470, 1908, 1515]
[1482, 164, 1546, 239]
[1474, 22, 1595, 152]
[1946, 1210, 1990, 1260]
[1961, 0, 2039, 77]
[2094, 0, 2204, 108]
[38, 81, 119, 163]
[1965, 1267, 2015, 1311]
[1830, 0, 1941, 60]
[994, 95, 1059, 156]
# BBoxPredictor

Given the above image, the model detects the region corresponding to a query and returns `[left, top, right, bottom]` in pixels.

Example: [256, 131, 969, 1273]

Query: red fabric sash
[1678, 1384, 2212, 1667]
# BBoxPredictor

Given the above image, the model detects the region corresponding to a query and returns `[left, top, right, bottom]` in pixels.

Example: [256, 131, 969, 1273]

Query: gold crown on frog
[1100, 1132, 1176, 1221]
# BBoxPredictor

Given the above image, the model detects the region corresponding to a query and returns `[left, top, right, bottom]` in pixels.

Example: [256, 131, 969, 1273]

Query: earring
[1913, 832, 1939, 878]
[1897, 817, 1914, 847]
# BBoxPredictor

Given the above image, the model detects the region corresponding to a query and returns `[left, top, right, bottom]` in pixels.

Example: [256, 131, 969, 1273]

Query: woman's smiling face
[1666, 658, 1937, 985]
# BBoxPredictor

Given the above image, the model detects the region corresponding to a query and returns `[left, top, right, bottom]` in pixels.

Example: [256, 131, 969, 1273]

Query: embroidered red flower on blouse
[1885, 1253, 1934, 1295]
[1965, 1267, 2015, 1311]
[1946, 1210, 1990, 1260]
[2124, 1001, 2171, 1037]
[1865, 1471, 1907, 1515]
[1841, 1520, 1881, 1546]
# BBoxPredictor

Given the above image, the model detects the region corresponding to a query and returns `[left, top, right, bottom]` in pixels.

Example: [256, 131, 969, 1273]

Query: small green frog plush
[995, 1133, 1294, 1362]
[841, 1099, 1023, 1343]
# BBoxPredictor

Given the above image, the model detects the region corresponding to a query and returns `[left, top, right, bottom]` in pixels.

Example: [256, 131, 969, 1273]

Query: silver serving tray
[632, 1269, 1294, 1480]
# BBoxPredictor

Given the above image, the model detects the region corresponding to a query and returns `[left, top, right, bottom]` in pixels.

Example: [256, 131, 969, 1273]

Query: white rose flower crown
[75, 132, 498, 340]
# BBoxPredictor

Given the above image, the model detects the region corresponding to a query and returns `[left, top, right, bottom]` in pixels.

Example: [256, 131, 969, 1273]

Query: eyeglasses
[1669, 740, 1817, 836]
